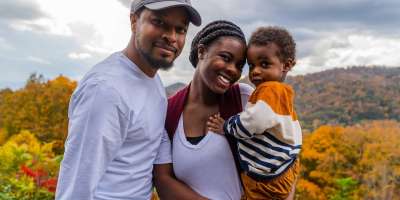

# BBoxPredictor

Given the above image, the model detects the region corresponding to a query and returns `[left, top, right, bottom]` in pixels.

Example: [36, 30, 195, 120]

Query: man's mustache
[154, 41, 177, 53]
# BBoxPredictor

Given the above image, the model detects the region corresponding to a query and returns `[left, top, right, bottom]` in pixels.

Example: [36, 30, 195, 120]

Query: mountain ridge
[165, 66, 400, 131]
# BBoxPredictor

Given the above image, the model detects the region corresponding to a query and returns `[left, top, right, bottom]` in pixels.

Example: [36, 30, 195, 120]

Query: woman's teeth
[219, 75, 230, 84]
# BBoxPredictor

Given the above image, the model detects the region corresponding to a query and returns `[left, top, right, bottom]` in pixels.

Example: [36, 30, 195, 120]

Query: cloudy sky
[1, 0, 399, 89]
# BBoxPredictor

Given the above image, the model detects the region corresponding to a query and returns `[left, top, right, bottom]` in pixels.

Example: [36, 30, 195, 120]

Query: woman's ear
[197, 44, 207, 60]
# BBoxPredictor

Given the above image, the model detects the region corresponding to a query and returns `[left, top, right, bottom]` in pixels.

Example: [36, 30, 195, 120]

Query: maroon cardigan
[165, 84, 243, 173]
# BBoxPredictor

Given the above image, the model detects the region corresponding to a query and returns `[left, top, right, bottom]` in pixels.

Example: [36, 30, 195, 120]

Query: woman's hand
[207, 113, 225, 134]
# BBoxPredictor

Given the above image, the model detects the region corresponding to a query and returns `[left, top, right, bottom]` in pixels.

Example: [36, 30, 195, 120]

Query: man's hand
[207, 113, 225, 134]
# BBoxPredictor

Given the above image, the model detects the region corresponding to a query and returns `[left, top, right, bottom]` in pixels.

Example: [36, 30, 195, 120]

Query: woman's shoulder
[237, 83, 254, 96]
[236, 83, 254, 106]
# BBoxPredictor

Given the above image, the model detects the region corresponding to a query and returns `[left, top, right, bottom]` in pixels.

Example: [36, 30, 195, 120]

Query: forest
[0, 67, 399, 199]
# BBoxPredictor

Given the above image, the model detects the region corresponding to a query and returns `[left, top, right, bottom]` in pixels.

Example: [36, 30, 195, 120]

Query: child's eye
[176, 26, 187, 34]
[261, 62, 269, 68]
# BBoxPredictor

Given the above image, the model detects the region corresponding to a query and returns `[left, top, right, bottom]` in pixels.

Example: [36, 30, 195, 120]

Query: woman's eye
[220, 54, 231, 62]
[236, 64, 244, 71]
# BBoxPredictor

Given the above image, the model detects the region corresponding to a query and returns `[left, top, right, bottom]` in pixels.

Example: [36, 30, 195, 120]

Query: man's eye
[152, 19, 164, 26]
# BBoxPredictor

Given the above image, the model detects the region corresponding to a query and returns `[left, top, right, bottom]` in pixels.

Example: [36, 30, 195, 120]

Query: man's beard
[135, 37, 174, 71]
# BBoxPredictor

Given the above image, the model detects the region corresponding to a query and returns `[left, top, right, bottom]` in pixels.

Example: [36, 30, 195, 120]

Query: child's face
[247, 43, 284, 87]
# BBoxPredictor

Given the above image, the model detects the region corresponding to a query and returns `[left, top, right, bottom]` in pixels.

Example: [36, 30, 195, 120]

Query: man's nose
[162, 28, 177, 43]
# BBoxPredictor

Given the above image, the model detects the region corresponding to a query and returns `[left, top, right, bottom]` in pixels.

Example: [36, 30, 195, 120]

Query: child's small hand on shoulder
[207, 113, 225, 134]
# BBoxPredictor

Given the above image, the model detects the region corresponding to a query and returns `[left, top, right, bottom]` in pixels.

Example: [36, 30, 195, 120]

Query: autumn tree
[287, 67, 400, 131]
[0, 74, 76, 142]
[297, 120, 400, 200]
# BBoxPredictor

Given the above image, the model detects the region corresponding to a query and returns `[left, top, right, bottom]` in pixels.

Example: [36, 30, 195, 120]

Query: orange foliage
[298, 120, 400, 199]
[0, 74, 76, 142]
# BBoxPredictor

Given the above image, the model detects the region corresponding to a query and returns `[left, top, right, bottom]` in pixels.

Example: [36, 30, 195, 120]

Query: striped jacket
[223, 81, 302, 180]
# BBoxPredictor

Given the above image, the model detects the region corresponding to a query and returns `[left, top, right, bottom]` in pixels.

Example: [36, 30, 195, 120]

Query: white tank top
[172, 84, 253, 200]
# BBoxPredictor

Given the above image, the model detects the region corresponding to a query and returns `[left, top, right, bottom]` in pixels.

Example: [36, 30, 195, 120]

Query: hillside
[167, 66, 400, 131]
[165, 82, 186, 96]
[2, 67, 399, 137]
[1, 68, 399, 199]
[287, 66, 400, 130]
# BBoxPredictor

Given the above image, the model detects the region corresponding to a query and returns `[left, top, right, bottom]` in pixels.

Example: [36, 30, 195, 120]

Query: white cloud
[36, 0, 130, 52]
[10, 18, 73, 36]
[294, 32, 400, 75]
[68, 52, 92, 60]
[27, 56, 51, 65]
[83, 44, 111, 55]
[1, 0, 400, 89]
[0, 0, 45, 20]
[0, 37, 14, 51]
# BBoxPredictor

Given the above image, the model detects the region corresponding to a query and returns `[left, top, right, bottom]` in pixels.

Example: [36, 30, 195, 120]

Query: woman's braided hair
[189, 20, 246, 67]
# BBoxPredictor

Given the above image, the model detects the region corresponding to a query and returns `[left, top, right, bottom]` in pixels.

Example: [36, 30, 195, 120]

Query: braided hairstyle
[189, 20, 246, 67]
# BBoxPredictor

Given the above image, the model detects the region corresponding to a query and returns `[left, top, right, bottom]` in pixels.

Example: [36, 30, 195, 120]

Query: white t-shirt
[56, 52, 169, 200]
[159, 83, 253, 200]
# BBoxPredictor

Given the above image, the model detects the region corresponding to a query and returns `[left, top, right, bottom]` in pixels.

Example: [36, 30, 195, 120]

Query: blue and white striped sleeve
[223, 101, 280, 140]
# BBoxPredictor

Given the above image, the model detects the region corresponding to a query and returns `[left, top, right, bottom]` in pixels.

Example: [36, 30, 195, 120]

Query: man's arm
[153, 164, 208, 200]
[55, 83, 126, 199]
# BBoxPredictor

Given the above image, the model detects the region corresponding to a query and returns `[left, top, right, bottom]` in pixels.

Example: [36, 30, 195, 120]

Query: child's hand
[207, 113, 225, 134]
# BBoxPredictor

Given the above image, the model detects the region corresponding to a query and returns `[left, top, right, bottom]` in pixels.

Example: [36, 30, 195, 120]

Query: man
[55, 0, 202, 199]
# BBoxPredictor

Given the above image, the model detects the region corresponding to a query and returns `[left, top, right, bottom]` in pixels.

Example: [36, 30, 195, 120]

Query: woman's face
[197, 36, 246, 94]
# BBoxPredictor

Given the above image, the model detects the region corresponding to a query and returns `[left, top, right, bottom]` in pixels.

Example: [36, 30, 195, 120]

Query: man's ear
[130, 14, 138, 33]
[197, 44, 207, 60]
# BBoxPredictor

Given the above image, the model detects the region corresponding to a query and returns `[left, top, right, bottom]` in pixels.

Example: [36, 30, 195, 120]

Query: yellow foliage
[0, 130, 59, 176]
[296, 179, 325, 200]
[7, 130, 40, 153]
[0, 128, 8, 145]
[0, 74, 76, 142]
[298, 120, 400, 199]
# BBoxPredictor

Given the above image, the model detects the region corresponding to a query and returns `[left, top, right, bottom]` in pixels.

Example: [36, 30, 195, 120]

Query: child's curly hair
[249, 26, 296, 63]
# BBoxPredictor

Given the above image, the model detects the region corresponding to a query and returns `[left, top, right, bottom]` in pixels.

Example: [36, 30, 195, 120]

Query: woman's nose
[226, 63, 240, 77]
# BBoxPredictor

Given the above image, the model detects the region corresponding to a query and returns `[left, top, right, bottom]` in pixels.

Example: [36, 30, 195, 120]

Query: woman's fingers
[207, 121, 218, 128]
[207, 120, 224, 134]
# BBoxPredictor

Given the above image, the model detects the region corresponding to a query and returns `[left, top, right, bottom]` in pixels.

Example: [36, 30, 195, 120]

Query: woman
[154, 20, 295, 200]
[154, 20, 251, 200]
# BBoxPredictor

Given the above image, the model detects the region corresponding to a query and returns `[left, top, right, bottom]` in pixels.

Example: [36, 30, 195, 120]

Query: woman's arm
[152, 130, 207, 200]
[153, 164, 208, 200]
